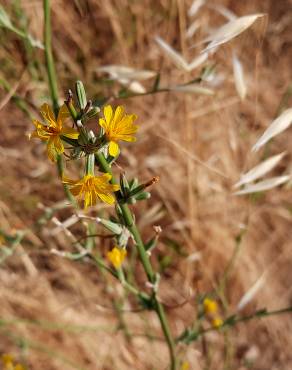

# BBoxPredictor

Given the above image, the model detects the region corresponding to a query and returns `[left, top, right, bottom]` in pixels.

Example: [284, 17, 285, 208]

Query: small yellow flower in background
[1, 354, 25, 370]
[99, 105, 138, 157]
[180, 361, 190, 370]
[203, 298, 218, 314]
[63, 174, 119, 209]
[107, 246, 127, 269]
[2, 354, 14, 366]
[30, 103, 79, 162]
[212, 317, 223, 329]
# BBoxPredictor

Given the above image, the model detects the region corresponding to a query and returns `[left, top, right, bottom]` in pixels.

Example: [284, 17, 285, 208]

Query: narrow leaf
[252, 108, 292, 151]
[234, 152, 286, 188]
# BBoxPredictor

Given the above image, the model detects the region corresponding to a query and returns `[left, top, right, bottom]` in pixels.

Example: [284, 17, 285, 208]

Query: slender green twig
[43, 0, 76, 206]
[94, 152, 177, 370]
[65, 101, 177, 369]
[177, 306, 292, 344]
[43, 0, 59, 114]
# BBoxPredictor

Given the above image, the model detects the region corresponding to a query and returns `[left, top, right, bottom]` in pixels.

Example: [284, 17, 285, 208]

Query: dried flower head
[99, 105, 138, 157]
[63, 173, 119, 208]
[30, 103, 79, 161]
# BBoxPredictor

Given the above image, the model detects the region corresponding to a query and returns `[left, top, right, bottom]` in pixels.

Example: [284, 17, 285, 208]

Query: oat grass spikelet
[107, 246, 127, 269]
[63, 174, 119, 208]
[99, 105, 138, 157]
[30, 103, 79, 161]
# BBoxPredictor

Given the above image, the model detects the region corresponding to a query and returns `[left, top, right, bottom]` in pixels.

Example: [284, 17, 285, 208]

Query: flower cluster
[30, 85, 141, 271]
[30, 102, 137, 207]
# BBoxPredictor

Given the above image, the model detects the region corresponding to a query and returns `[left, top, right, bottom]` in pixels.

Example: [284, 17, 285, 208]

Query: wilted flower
[107, 246, 127, 269]
[99, 105, 138, 157]
[30, 103, 79, 161]
[63, 173, 119, 208]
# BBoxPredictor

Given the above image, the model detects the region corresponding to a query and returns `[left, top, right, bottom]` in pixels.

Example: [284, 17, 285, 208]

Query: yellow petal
[57, 104, 70, 128]
[61, 127, 80, 139]
[53, 136, 64, 154]
[113, 105, 125, 127]
[99, 118, 108, 132]
[109, 141, 119, 157]
[104, 105, 113, 124]
[97, 192, 116, 204]
[40, 103, 57, 127]
[46, 136, 63, 162]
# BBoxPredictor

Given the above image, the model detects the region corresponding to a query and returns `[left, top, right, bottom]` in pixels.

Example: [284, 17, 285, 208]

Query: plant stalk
[43, 0, 59, 115]
[95, 151, 176, 370]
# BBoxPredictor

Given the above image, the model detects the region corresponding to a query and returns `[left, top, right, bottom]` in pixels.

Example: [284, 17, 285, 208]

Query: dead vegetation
[0, 0, 292, 369]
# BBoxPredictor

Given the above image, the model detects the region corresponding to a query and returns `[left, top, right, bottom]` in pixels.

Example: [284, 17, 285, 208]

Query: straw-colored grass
[0, 0, 292, 369]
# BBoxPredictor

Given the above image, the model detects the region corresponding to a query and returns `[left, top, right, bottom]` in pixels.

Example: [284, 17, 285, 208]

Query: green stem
[65, 98, 177, 369]
[43, 0, 77, 205]
[43, 0, 59, 114]
[94, 151, 176, 370]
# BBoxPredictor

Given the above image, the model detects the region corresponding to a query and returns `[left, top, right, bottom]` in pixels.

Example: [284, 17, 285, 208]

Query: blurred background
[0, 0, 292, 369]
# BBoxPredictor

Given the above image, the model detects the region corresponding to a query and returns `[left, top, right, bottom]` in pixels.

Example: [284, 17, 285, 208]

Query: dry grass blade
[237, 273, 267, 311]
[202, 14, 264, 52]
[234, 152, 286, 188]
[186, 20, 200, 39]
[188, 0, 205, 17]
[209, 4, 237, 21]
[252, 108, 292, 151]
[96, 65, 156, 81]
[232, 54, 247, 101]
[234, 175, 290, 195]
[155, 36, 189, 71]
[155, 37, 208, 72]
[170, 84, 214, 95]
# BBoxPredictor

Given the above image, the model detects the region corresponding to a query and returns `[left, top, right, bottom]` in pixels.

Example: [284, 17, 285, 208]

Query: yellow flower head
[203, 298, 218, 314]
[99, 105, 138, 157]
[212, 317, 223, 329]
[63, 173, 119, 209]
[1, 354, 24, 370]
[30, 103, 79, 162]
[2, 354, 14, 366]
[180, 361, 190, 370]
[107, 246, 127, 269]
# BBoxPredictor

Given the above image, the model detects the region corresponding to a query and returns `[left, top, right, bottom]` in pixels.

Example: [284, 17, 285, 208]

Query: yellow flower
[1, 354, 24, 370]
[99, 105, 138, 157]
[203, 298, 218, 314]
[63, 173, 119, 208]
[14, 365, 25, 370]
[30, 103, 79, 162]
[180, 361, 190, 370]
[212, 317, 223, 329]
[2, 354, 14, 366]
[107, 246, 127, 269]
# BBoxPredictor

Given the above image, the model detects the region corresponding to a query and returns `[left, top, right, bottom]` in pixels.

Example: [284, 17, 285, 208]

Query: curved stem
[95, 151, 176, 370]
